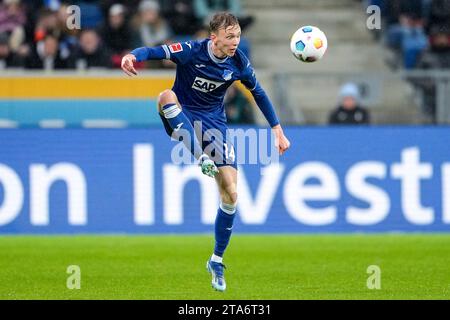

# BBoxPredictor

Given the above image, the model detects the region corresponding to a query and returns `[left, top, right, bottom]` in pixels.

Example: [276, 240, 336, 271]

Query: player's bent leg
[157, 89, 183, 136]
[157, 90, 218, 177]
[215, 166, 238, 205]
[207, 166, 237, 291]
[157, 89, 180, 113]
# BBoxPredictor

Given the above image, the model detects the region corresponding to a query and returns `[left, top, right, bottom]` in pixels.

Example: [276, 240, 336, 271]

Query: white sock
[220, 202, 236, 215]
[211, 254, 223, 263]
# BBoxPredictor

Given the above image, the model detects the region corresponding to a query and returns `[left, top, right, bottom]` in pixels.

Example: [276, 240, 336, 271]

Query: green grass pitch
[0, 234, 449, 300]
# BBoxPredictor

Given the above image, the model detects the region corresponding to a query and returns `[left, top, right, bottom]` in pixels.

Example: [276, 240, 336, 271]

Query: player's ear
[210, 32, 217, 41]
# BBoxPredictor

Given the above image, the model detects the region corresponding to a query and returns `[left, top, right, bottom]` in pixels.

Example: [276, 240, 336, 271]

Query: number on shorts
[224, 143, 235, 163]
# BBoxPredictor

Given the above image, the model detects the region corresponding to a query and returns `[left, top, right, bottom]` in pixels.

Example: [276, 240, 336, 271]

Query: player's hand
[121, 53, 137, 77]
[272, 124, 290, 156]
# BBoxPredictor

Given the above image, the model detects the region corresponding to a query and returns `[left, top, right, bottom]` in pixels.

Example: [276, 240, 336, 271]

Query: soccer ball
[290, 26, 328, 62]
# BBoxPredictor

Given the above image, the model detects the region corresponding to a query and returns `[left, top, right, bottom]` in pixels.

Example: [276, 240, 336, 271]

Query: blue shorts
[159, 108, 237, 169]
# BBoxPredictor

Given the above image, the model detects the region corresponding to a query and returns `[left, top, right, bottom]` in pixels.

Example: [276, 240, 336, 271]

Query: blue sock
[214, 203, 236, 257]
[162, 104, 203, 159]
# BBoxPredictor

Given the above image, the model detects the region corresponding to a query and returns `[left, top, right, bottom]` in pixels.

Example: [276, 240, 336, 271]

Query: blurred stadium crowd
[0, 0, 256, 124]
[0, 0, 253, 70]
[366, 0, 450, 121]
[369, 0, 450, 70]
[1, 0, 449, 126]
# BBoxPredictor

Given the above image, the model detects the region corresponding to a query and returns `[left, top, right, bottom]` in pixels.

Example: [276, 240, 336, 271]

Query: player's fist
[121, 53, 137, 76]
[272, 125, 291, 156]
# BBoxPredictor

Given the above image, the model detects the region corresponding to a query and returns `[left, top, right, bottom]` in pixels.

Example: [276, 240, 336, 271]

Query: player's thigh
[157, 89, 181, 114]
[215, 166, 238, 204]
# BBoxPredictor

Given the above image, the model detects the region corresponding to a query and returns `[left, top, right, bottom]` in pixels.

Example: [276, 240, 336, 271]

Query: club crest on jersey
[169, 43, 183, 53]
[192, 77, 225, 93]
[222, 70, 233, 81]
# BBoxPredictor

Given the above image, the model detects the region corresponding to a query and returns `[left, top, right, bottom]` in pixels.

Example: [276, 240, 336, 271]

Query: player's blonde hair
[209, 12, 239, 34]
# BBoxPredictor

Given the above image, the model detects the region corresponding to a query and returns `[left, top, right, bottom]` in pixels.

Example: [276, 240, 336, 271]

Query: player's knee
[157, 89, 178, 112]
[222, 191, 237, 206]
[230, 192, 238, 205]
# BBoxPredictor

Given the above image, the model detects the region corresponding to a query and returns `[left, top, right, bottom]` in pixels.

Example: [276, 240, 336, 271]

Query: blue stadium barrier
[0, 100, 160, 127]
[0, 126, 449, 234]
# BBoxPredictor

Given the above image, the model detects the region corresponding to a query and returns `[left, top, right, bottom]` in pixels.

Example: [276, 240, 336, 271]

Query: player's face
[211, 25, 241, 57]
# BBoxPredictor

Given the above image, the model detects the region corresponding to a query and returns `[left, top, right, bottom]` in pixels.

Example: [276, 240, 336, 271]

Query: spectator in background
[33, 9, 60, 42]
[417, 27, 450, 68]
[329, 83, 370, 125]
[0, 0, 26, 51]
[99, 4, 134, 67]
[32, 8, 72, 64]
[414, 26, 450, 120]
[160, 0, 201, 37]
[99, 4, 133, 54]
[0, 32, 24, 68]
[25, 32, 69, 69]
[385, 0, 429, 69]
[136, 0, 172, 48]
[224, 83, 255, 124]
[69, 29, 111, 69]
[0, 0, 26, 34]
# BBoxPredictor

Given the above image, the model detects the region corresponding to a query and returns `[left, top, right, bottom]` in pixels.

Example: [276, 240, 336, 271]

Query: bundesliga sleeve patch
[169, 43, 183, 53]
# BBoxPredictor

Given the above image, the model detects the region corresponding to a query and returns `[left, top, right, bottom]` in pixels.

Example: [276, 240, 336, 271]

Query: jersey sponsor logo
[195, 64, 206, 68]
[192, 77, 225, 93]
[169, 43, 183, 53]
[222, 70, 233, 81]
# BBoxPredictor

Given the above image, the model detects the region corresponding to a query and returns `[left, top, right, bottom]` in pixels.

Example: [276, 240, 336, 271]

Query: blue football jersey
[131, 38, 279, 127]
[160, 39, 257, 119]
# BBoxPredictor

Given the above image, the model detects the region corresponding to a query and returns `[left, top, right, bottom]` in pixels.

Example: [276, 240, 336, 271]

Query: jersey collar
[207, 40, 228, 64]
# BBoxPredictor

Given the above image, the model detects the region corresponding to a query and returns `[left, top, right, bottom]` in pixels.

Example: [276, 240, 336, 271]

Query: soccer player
[121, 12, 290, 292]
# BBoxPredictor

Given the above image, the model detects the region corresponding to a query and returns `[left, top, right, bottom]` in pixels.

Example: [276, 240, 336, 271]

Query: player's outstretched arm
[248, 82, 291, 155]
[121, 45, 171, 77]
[240, 56, 291, 155]
[272, 124, 290, 156]
[121, 53, 137, 77]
